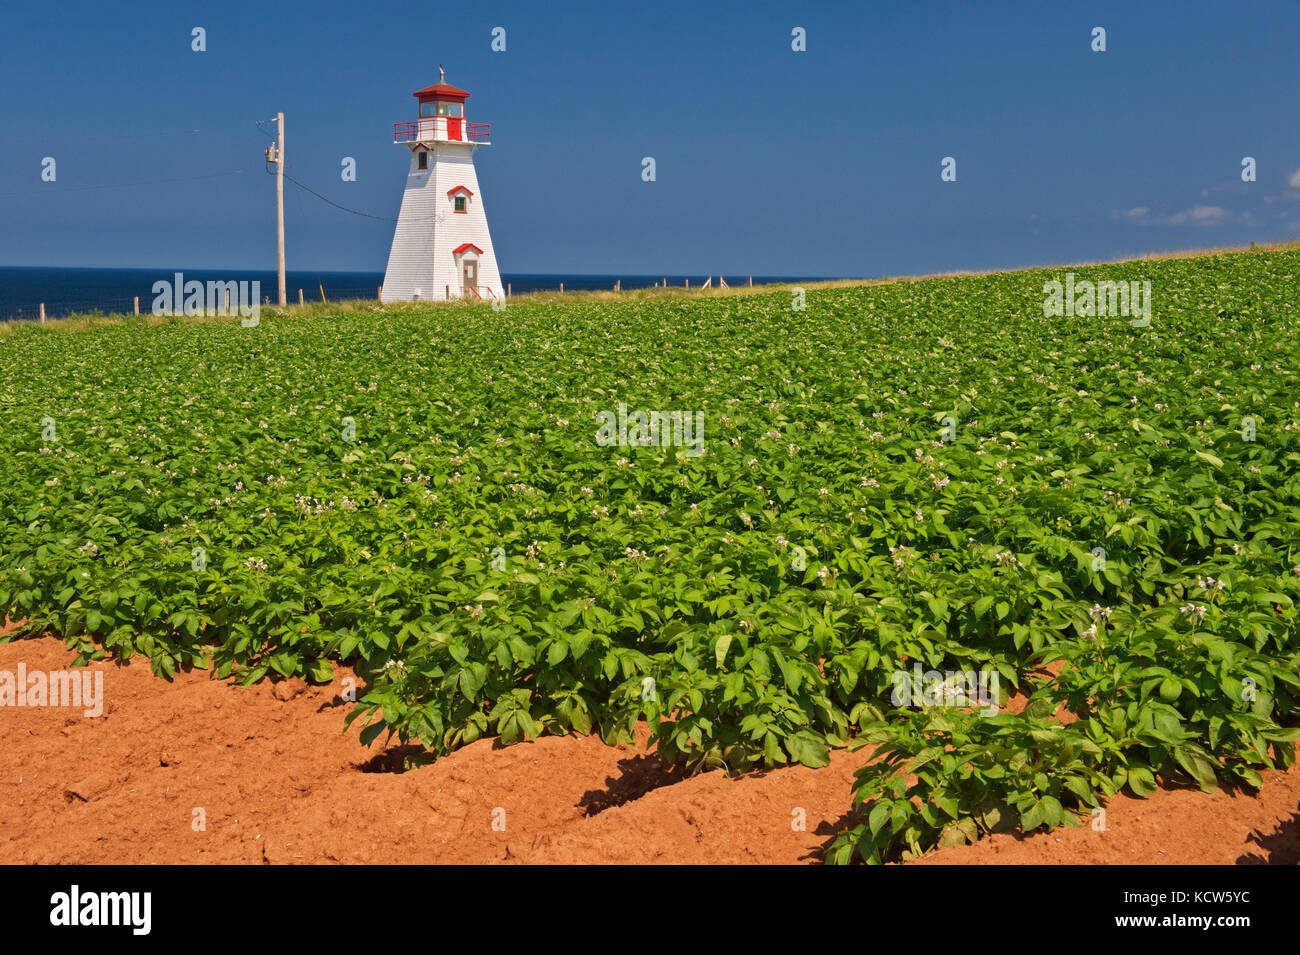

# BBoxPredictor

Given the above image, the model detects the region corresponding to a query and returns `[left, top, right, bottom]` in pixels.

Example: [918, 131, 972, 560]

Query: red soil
[1, 633, 1296, 864]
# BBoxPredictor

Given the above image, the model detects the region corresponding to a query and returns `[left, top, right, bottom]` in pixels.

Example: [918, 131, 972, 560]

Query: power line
[0, 129, 203, 146]
[251, 120, 429, 223]
[281, 171, 400, 221]
[0, 169, 245, 199]
[278, 165, 448, 223]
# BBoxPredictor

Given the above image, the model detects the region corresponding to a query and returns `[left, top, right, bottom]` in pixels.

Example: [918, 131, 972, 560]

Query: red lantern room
[394, 66, 491, 146]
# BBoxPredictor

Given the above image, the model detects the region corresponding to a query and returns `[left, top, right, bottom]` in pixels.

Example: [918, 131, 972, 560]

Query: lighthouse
[382, 69, 503, 303]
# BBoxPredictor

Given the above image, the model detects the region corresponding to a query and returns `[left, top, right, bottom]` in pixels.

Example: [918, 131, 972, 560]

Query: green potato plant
[2, 249, 1298, 863]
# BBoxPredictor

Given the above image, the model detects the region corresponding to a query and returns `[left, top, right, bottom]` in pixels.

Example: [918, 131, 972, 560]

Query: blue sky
[2, 0, 1298, 277]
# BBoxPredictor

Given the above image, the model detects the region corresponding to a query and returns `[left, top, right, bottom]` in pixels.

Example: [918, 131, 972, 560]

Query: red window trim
[452, 243, 483, 256]
[446, 185, 474, 197]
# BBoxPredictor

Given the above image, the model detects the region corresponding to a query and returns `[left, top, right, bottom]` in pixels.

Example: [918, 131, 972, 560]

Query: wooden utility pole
[275, 112, 286, 306]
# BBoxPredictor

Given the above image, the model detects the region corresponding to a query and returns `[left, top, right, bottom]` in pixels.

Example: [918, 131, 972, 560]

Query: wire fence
[0, 283, 388, 322]
[1, 276, 836, 321]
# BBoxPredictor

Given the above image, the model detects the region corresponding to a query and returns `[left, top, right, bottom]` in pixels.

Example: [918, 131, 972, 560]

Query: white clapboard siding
[381, 141, 503, 303]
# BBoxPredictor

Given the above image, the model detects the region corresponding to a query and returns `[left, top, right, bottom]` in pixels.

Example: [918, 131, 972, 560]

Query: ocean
[0, 267, 835, 321]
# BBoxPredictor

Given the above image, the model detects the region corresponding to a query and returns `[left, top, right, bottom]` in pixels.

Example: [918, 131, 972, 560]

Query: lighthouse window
[420, 101, 463, 117]
[454, 195, 467, 213]
[417, 151, 428, 170]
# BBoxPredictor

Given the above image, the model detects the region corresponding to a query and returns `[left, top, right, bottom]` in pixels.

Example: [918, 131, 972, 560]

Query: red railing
[393, 120, 491, 144]
[460, 285, 497, 300]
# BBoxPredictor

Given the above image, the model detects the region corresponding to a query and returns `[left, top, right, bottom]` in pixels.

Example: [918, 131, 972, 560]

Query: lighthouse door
[462, 259, 477, 295]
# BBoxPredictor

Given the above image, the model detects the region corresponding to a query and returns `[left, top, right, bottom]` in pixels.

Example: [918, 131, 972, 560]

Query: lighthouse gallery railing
[394, 120, 491, 144]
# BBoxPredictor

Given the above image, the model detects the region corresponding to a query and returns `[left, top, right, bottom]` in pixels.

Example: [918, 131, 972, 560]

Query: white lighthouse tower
[382, 69, 503, 303]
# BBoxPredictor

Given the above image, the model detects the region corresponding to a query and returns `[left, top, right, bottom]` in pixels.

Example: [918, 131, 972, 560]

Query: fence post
[446, 285, 450, 300]
[133, 296, 139, 315]
[685, 279, 689, 289]
[507, 282, 511, 298]
[225, 289, 231, 313]
[40, 303, 45, 323]
[299, 289, 304, 305]
[560, 282, 564, 293]
[748, 276, 753, 287]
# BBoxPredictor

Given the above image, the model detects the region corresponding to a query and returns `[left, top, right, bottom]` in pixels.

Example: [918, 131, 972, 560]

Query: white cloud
[1109, 204, 1240, 227]
[1288, 166, 1300, 189]
[1109, 207, 1149, 222]
[1164, 205, 1230, 226]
